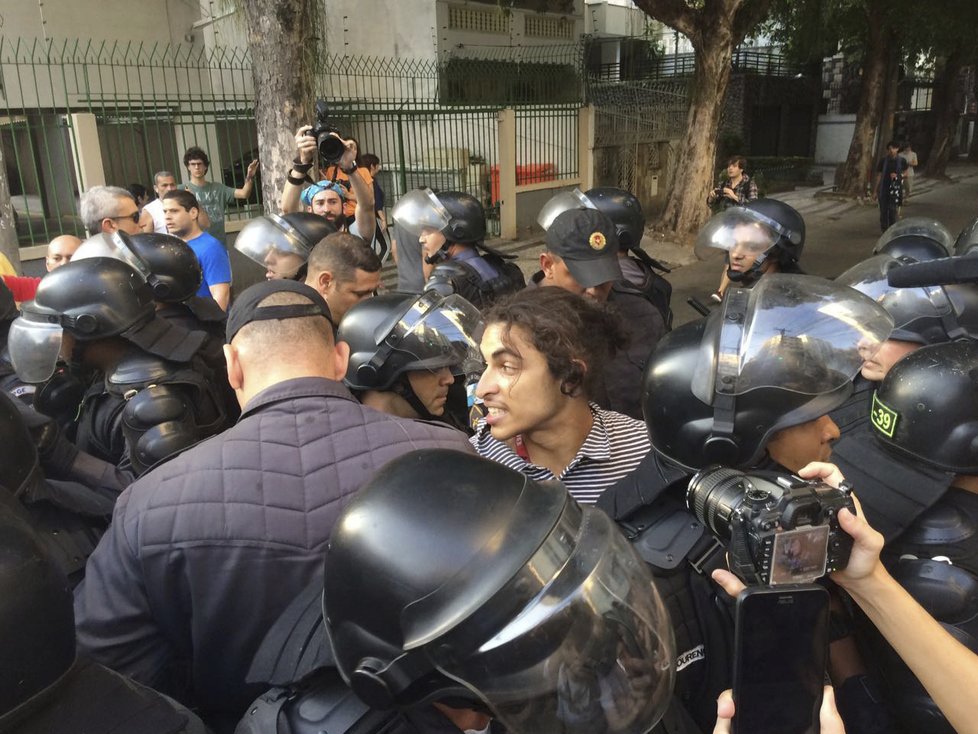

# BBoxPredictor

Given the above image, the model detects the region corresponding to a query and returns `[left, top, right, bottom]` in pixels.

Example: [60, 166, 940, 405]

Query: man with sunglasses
[79, 185, 144, 237]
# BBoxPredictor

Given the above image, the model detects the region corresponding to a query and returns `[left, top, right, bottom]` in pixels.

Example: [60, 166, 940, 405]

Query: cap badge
[588, 231, 607, 251]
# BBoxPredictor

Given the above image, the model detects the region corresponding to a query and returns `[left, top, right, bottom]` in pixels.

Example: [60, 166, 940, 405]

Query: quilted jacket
[74, 376, 474, 729]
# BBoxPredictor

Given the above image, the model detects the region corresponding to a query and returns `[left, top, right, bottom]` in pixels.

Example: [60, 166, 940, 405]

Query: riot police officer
[393, 188, 524, 309]
[862, 340, 978, 734]
[235, 211, 337, 281]
[8, 257, 227, 475]
[237, 449, 675, 734]
[0, 502, 207, 733]
[874, 216, 954, 260]
[339, 290, 484, 430]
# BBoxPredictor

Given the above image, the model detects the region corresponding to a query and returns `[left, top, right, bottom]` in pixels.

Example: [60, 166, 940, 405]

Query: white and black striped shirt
[469, 403, 652, 505]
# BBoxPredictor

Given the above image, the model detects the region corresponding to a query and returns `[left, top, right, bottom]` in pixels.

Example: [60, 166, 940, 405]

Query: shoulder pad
[184, 295, 227, 324]
[425, 261, 470, 297]
[106, 352, 174, 390]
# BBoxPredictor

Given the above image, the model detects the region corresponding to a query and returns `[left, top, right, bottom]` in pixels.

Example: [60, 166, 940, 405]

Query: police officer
[696, 198, 805, 301]
[598, 274, 893, 731]
[829, 253, 978, 541]
[8, 257, 226, 476]
[874, 216, 954, 261]
[237, 449, 675, 734]
[0, 503, 208, 734]
[339, 291, 484, 430]
[392, 188, 524, 309]
[863, 339, 978, 734]
[235, 211, 337, 281]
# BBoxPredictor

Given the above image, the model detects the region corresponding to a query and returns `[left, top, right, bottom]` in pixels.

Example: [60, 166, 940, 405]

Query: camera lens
[318, 135, 346, 165]
[686, 466, 748, 540]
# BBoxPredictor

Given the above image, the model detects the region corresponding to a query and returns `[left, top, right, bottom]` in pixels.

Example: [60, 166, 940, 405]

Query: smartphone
[732, 584, 829, 734]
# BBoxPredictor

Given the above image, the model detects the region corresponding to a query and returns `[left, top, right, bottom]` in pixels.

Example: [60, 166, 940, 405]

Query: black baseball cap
[545, 209, 622, 288]
[226, 279, 335, 343]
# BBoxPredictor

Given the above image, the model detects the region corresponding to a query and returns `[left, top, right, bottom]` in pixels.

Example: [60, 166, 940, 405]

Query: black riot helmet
[537, 187, 646, 252]
[872, 340, 978, 474]
[339, 291, 484, 418]
[393, 188, 487, 253]
[235, 212, 337, 280]
[695, 198, 805, 283]
[324, 449, 675, 733]
[0, 504, 76, 719]
[954, 216, 978, 256]
[642, 274, 893, 471]
[836, 254, 978, 344]
[72, 231, 203, 303]
[875, 217, 953, 260]
[8, 258, 205, 383]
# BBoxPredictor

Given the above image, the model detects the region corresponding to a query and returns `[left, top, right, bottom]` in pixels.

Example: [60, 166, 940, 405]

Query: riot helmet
[954, 216, 978, 256]
[836, 254, 978, 343]
[339, 291, 484, 418]
[0, 504, 76, 719]
[537, 187, 646, 252]
[875, 217, 953, 260]
[393, 189, 487, 259]
[324, 449, 675, 734]
[872, 340, 978, 473]
[8, 258, 204, 383]
[72, 231, 203, 303]
[695, 199, 805, 282]
[642, 274, 893, 471]
[235, 212, 336, 280]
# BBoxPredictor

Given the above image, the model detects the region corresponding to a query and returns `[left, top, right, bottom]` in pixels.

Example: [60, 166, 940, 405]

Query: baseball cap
[544, 209, 622, 288]
[226, 279, 335, 343]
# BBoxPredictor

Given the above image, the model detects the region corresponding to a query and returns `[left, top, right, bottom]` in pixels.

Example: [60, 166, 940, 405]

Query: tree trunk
[970, 65, 978, 161]
[877, 32, 901, 158]
[0, 142, 21, 271]
[924, 50, 964, 178]
[658, 42, 735, 240]
[837, 0, 888, 197]
[239, 0, 317, 214]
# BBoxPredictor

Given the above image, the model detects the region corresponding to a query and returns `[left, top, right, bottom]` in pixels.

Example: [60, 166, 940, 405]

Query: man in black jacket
[74, 280, 474, 733]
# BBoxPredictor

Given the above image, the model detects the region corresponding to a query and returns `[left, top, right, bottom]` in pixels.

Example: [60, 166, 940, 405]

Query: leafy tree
[632, 0, 774, 241]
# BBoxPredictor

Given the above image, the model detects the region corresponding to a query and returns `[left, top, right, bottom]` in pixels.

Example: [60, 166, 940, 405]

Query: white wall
[324, 0, 438, 59]
[814, 113, 857, 165]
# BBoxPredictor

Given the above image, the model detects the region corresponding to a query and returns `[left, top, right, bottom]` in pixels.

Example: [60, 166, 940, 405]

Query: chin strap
[424, 245, 450, 266]
[391, 375, 439, 422]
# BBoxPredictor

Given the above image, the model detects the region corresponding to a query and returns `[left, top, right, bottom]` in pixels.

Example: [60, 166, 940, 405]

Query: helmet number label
[871, 393, 899, 438]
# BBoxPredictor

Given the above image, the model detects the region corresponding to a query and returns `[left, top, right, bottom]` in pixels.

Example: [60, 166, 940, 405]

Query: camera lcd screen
[769, 526, 828, 585]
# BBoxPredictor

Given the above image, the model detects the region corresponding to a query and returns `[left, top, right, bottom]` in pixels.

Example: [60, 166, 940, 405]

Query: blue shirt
[187, 231, 231, 297]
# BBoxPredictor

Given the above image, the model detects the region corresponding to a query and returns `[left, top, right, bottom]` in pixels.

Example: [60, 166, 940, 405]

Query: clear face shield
[401, 504, 675, 734]
[691, 274, 895, 403]
[8, 307, 66, 384]
[536, 189, 596, 231]
[876, 217, 953, 255]
[693, 207, 787, 277]
[234, 214, 311, 280]
[392, 189, 452, 238]
[71, 232, 151, 280]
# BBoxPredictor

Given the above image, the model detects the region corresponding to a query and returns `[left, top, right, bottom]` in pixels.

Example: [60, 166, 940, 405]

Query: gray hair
[79, 185, 135, 235]
[153, 170, 175, 184]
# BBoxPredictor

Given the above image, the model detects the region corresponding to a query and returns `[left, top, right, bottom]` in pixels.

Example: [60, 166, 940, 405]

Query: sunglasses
[110, 211, 141, 225]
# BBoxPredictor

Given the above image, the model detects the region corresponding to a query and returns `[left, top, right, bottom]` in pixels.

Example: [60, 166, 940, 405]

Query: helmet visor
[8, 314, 63, 384]
[71, 232, 151, 279]
[429, 506, 675, 734]
[388, 293, 485, 375]
[234, 215, 310, 279]
[693, 207, 781, 261]
[537, 189, 595, 231]
[392, 189, 452, 237]
[953, 216, 978, 256]
[876, 217, 953, 255]
[691, 274, 894, 401]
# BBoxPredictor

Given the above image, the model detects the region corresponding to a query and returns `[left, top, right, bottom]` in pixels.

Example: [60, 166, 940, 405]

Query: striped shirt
[469, 403, 652, 505]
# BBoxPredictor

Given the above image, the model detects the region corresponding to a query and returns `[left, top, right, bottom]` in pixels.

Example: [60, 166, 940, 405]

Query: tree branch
[632, 0, 700, 42]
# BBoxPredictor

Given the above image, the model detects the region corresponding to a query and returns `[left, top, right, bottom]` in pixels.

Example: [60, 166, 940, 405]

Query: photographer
[280, 124, 375, 245]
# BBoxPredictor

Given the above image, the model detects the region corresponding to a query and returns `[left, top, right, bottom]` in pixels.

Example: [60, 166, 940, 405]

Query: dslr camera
[687, 466, 855, 585]
[307, 100, 346, 166]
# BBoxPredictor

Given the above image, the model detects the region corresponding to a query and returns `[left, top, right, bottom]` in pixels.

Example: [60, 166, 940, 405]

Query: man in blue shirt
[162, 190, 231, 310]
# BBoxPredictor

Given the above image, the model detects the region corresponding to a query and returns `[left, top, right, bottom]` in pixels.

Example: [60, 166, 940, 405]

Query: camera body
[307, 100, 346, 166]
[687, 466, 855, 585]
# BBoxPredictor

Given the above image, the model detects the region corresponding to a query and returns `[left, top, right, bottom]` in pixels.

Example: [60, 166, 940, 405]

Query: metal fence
[1, 37, 592, 246]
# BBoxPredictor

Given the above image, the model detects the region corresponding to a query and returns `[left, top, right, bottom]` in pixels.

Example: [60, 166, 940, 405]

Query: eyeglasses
[110, 211, 141, 225]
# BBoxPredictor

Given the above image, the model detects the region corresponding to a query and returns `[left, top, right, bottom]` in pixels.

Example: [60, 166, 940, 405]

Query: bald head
[45, 235, 82, 272]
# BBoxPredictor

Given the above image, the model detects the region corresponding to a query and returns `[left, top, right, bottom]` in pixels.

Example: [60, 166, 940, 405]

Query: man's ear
[189, 206, 199, 221]
[316, 269, 335, 294]
[224, 343, 244, 391]
[331, 339, 350, 381]
[540, 251, 555, 278]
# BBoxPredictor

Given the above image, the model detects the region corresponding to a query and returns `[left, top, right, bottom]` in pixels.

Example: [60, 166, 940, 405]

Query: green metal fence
[1, 37, 591, 247]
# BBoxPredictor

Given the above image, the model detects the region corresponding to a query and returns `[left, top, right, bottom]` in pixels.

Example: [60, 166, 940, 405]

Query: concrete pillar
[578, 105, 595, 191]
[68, 113, 105, 191]
[498, 108, 517, 240]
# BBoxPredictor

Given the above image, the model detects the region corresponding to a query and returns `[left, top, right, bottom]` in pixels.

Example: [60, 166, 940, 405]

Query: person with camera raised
[280, 118, 376, 246]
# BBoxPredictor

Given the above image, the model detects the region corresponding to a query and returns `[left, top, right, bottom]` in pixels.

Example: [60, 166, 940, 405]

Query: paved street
[383, 160, 978, 327]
